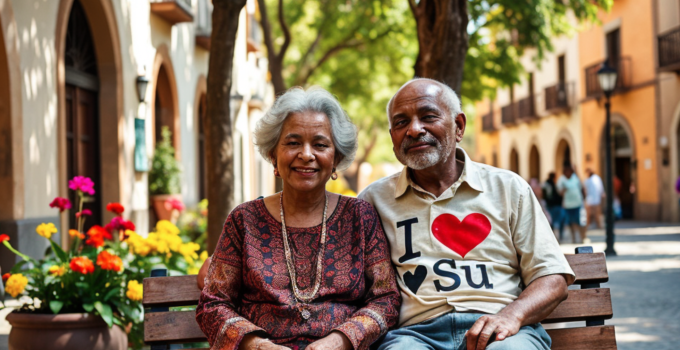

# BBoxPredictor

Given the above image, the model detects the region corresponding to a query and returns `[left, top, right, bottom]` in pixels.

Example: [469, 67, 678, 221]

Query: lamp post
[597, 62, 618, 256]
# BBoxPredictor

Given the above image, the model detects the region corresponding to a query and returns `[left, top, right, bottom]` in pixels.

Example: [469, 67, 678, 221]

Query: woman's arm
[195, 210, 266, 350]
[325, 202, 402, 350]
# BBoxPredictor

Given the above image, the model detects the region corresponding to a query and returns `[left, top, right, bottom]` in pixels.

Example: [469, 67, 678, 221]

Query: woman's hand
[238, 335, 291, 350]
[306, 332, 353, 350]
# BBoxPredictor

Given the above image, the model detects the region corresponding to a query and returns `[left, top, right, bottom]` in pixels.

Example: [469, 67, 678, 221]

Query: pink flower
[104, 216, 136, 233]
[68, 176, 95, 195]
[49, 197, 72, 212]
[75, 209, 92, 218]
[164, 198, 185, 212]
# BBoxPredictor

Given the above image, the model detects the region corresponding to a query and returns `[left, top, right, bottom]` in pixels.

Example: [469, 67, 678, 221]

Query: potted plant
[148, 126, 182, 222]
[0, 176, 207, 350]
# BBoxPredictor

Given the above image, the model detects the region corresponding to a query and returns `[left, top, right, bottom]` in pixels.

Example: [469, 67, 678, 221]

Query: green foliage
[149, 127, 181, 195]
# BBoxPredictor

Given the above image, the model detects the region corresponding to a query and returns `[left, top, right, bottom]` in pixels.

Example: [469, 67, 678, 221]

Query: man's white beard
[395, 133, 455, 170]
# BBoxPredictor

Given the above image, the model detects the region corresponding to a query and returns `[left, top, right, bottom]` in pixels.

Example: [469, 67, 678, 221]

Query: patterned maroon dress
[196, 196, 401, 350]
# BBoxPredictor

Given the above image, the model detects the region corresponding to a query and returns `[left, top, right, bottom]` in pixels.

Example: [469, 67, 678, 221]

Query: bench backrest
[143, 249, 617, 349]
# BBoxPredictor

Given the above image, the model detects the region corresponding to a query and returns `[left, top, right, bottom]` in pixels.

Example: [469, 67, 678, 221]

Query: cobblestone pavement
[1, 222, 678, 350]
[558, 221, 680, 350]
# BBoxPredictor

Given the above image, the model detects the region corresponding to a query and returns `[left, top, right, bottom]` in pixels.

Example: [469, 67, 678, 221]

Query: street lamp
[597, 62, 618, 256]
[136, 75, 150, 103]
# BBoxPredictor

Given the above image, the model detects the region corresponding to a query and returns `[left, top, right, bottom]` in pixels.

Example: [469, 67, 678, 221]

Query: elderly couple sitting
[195, 79, 575, 350]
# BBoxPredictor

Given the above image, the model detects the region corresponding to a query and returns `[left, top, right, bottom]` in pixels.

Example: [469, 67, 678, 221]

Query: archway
[509, 148, 519, 174]
[56, 0, 123, 245]
[150, 45, 180, 153]
[601, 122, 635, 219]
[529, 145, 540, 180]
[555, 139, 572, 176]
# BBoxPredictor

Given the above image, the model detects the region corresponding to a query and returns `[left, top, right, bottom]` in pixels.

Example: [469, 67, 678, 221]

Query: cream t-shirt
[359, 148, 575, 327]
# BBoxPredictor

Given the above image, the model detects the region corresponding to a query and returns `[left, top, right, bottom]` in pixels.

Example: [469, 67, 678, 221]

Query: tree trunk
[205, 0, 247, 254]
[410, 0, 469, 92]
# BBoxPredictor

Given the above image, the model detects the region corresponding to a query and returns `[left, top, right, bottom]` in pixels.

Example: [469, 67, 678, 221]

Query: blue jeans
[377, 312, 551, 350]
[547, 206, 564, 240]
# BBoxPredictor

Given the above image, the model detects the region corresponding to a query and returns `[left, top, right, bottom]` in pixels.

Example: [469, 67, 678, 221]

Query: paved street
[1, 222, 679, 350]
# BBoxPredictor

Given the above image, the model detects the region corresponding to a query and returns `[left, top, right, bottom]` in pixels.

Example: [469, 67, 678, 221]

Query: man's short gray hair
[254, 86, 358, 171]
[386, 78, 463, 124]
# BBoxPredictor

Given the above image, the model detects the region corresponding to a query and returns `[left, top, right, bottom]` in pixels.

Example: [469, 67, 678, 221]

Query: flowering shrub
[0, 176, 207, 348]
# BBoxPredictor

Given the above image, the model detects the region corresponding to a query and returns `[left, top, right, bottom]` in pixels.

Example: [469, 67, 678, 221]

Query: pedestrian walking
[543, 172, 564, 241]
[557, 164, 586, 243]
[584, 168, 605, 229]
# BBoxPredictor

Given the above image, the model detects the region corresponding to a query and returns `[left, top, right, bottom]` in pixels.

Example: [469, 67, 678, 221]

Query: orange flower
[96, 250, 123, 272]
[69, 256, 95, 274]
[85, 225, 112, 248]
[2, 273, 10, 282]
[69, 229, 85, 239]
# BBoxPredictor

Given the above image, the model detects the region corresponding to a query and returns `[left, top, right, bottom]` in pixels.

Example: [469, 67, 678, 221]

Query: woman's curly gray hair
[254, 86, 358, 171]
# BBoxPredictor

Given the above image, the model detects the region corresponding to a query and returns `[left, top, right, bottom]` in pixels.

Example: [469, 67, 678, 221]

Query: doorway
[602, 123, 635, 219]
[509, 148, 519, 174]
[555, 139, 572, 176]
[529, 145, 540, 180]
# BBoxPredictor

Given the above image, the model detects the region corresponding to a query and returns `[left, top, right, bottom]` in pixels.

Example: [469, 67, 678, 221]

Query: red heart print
[431, 213, 491, 258]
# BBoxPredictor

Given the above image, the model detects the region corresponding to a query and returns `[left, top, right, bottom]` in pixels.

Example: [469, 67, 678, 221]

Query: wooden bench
[143, 246, 617, 349]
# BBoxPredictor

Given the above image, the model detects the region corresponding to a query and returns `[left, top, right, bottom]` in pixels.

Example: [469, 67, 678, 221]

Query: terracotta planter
[150, 194, 182, 222]
[6, 312, 127, 350]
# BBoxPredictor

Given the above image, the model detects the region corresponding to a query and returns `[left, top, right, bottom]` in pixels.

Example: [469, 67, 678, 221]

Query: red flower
[164, 198, 185, 212]
[75, 209, 92, 218]
[49, 197, 72, 212]
[106, 203, 125, 215]
[0, 234, 9, 243]
[85, 225, 112, 248]
[69, 256, 95, 274]
[2, 273, 10, 282]
[104, 217, 135, 233]
[96, 251, 123, 272]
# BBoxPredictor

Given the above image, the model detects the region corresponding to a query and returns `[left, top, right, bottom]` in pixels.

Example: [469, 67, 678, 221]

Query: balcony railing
[544, 82, 574, 112]
[194, 0, 212, 50]
[659, 26, 680, 72]
[584, 56, 631, 98]
[518, 95, 536, 120]
[501, 103, 519, 125]
[481, 111, 496, 132]
[151, 0, 193, 25]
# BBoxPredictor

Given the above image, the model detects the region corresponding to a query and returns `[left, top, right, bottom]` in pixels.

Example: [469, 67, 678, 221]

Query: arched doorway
[529, 145, 540, 180]
[150, 45, 180, 152]
[63, 0, 102, 230]
[555, 139, 572, 176]
[601, 122, 635, 219]
[509, 148, 519, 174]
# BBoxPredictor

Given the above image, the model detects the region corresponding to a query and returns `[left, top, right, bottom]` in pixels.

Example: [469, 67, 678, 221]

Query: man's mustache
[401, 135, 439, 151]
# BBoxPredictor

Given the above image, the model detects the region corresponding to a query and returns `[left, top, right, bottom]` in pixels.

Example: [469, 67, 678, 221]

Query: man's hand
[465, 313, 521, 350]
[306, 331, 353, 350]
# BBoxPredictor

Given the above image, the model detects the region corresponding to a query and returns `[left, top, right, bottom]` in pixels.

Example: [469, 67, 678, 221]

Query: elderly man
[359, 78, 574, 350]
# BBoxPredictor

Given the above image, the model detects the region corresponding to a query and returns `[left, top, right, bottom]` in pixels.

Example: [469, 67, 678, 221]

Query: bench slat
[547, 325, 617, 350]
[566, 253, 609, 284]
[145, 310, 207, 343]
[143, 275, 201, 307]
[543, 288, 612, 323]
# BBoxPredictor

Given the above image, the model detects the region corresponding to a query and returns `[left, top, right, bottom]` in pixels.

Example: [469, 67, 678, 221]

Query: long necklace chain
[279, 191, 328, 304]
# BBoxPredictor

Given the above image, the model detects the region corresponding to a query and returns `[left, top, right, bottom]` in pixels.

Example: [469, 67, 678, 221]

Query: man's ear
[455, 113, 466, 142]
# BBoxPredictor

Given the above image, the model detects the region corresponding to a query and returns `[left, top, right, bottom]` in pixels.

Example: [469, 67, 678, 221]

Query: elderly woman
[196, 87, 401, 350]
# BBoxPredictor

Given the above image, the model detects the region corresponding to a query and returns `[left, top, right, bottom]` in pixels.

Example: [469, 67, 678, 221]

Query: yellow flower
[6, 273, 28, 297]
[179, 242, 200, 264]
[126, 280, 143, 301]
[155, 220, 179, 236]
[36, 223, 58, 239]
[187, 266, 199, 275]
[48, 265, 67, 276]
[200, 251, 209, 263]
[127, 230, 152, 256]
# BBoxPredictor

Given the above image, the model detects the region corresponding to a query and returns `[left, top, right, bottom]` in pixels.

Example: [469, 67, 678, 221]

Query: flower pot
[150, 194, 182, 222]
[6, 312, 127, 350]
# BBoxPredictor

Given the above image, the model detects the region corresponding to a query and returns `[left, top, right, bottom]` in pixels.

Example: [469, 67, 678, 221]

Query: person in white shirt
[583, 169, 605, 230]
[556, 165, 585, 243]
[360, 78, 574, 350]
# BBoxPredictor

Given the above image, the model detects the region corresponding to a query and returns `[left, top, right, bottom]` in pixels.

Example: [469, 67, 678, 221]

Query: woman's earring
[331, 168, 338, 180]
[273, 164, 280, 177]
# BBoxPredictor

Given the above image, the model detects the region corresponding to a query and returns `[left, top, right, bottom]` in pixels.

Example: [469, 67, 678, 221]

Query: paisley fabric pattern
[196, 196, 401, 350]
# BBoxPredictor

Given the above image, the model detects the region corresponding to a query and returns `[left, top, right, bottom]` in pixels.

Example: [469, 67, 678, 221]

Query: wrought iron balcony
[501, 103, 519, 125]
[518, 95, 537, 121]
[150, 0, 193, 25]
[481, 111, 496, 132]
[544, 82, 574, 112]
[194, 0, 212, 50]
[659, 26, 680, 72]
[584, 56, 631, 98]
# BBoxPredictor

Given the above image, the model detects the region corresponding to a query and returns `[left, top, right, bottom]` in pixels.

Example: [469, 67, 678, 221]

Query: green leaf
[49, 240, 68, 263]
[103, 288, 121, 301]
[94, 301, 113, 328]
[49, 300, 64, 314]
[83, 303, 94, 312]
[10, 260, 28, 273]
